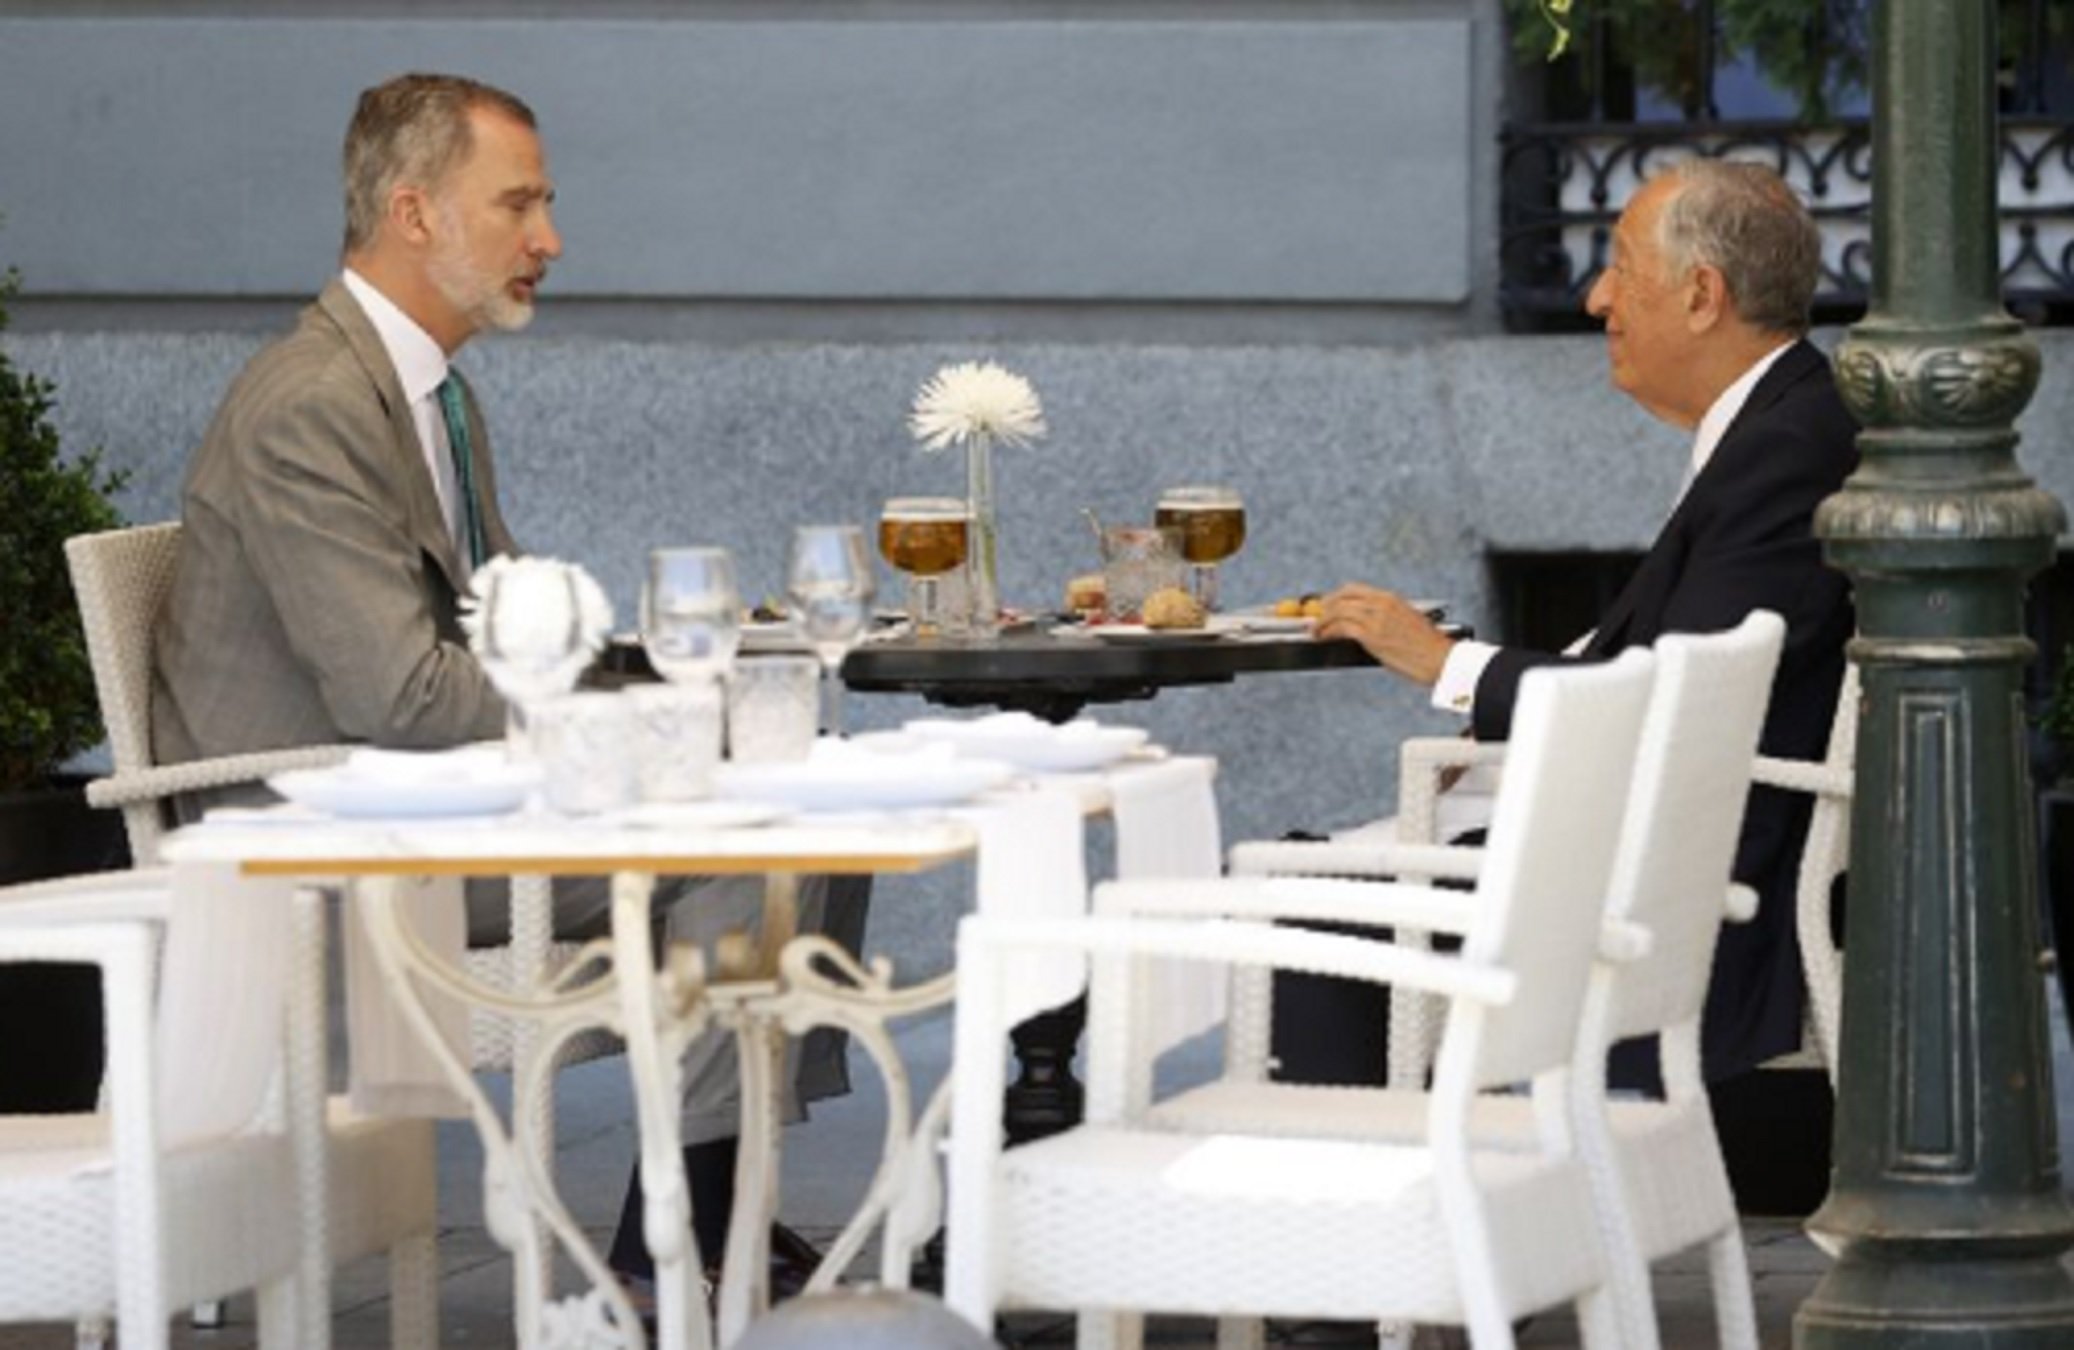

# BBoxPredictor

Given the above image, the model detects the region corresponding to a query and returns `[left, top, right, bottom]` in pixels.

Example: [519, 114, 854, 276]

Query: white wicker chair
[63, 521, 610, 1070]
[1190, 612, 1786, 1349]
[0, 869, 437, 1349]
[944, 650, 1660, 1349]
[1253, 640, 1859, 1093]
[1747, 662, 1856, 1079]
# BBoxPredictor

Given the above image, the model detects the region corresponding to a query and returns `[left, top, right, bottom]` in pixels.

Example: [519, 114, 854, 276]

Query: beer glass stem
[910, 574, 941, 638]
[1191, 563, 1219, 611]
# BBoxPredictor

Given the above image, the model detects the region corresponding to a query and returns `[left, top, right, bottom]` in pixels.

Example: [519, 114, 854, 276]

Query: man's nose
[533, 210, 564, 261]
[1584, 270, 1612, 318]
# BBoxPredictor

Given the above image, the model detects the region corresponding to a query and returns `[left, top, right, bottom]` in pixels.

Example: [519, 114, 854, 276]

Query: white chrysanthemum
[459, 554, 614, 701]
[908, 360, 1048, 450]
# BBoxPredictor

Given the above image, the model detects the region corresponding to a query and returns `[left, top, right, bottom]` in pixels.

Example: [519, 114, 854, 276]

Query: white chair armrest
[0, 868, 172, 925]
[85, 744, 354, 809]
[1228, 838, 1484, 882]
[965, 913, 1518, 1006]
[1397, 737, 1509, 847]
[1094, 875, 1479, 936]
[0, 917, 156, 969]
[1748, 756, 1852, 799]
[1725, 883, 1759, 923]
[1399, 738, 1508, 773]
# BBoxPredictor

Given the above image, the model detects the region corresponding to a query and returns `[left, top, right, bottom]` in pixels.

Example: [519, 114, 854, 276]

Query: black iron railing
[1499, 119, 2074, 331]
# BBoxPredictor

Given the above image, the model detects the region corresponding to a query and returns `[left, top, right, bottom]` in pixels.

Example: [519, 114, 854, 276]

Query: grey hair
[341, 73, 536, 255]
[1653, 159, 1821, 336]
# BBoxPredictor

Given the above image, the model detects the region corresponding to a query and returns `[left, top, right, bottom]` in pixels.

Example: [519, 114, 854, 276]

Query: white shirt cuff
[1430, 639, 1499, 716]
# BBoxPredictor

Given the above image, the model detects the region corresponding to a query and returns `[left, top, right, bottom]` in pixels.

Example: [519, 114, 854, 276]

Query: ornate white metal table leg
[748, 938, 960, 1300]
[716, 1012, 784, 1345]
[610, 869, 715, 1350]
[357, 875, 648, 1348]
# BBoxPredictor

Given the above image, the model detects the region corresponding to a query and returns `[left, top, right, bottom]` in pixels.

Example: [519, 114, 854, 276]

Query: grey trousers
[463, 872, 869, 1145]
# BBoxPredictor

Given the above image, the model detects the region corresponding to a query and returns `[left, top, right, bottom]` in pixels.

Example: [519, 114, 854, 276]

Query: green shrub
[0, 262, 127, 791]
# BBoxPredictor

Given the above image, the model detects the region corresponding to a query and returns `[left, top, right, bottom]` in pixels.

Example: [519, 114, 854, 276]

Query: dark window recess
[1485, 551, 1644, 653]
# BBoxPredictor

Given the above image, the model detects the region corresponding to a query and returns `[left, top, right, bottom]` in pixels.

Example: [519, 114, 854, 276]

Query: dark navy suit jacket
[1470, 339, 1860, 1081]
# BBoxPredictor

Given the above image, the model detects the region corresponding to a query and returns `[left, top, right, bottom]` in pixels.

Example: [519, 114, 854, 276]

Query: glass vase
[963, 431, 1001, 638]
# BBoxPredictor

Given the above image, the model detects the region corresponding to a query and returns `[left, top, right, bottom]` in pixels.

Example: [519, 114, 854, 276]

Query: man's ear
[1686, 262, 1730, 333]
[389, 185, 434, 246]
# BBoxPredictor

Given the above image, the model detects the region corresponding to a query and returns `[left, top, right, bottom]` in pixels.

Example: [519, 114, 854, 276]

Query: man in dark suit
[1286, 160, 1856, 1117]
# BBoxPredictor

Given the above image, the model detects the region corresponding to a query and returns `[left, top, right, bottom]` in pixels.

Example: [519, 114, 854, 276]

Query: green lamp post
[1797, 1, 2074, 1344]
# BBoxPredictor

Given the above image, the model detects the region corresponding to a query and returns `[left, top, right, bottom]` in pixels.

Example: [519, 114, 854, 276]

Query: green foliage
[1507, 0, 2062, 125]
[1503, 0, 1865, 122]
[0, 262, 127, 791]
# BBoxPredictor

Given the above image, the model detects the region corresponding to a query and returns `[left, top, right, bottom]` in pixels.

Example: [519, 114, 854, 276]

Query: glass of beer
[1155, 485, 1247, 610]
[878, 497, 971, 638]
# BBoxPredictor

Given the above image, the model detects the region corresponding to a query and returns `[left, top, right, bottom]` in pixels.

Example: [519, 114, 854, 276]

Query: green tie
[435, 376, 487, 569]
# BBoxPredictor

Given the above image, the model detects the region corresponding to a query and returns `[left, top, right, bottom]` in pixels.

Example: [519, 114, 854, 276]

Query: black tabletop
[839, 623, 1384, 723]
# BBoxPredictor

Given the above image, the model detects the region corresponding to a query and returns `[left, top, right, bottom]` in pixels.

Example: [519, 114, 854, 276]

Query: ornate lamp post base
[1801, 1249, 2074, 1347]
[1796, 3, 2074, 1345]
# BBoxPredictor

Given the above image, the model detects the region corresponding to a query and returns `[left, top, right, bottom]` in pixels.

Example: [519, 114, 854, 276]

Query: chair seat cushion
[1149, 1080, 1737, 1259]
[990, 1124, 1599, 1324]
[0, 1115, 295, 1318]
[0, 1099, 433, 1319]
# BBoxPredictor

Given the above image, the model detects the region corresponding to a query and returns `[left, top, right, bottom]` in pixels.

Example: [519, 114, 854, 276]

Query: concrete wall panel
[0, 16, 1471, 302]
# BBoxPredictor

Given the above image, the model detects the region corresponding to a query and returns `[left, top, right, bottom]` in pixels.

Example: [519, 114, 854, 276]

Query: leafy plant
[1509, 0, 2067, 125]
[0, 258, 127, 792]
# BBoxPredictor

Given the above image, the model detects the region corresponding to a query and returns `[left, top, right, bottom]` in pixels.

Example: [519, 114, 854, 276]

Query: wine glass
[787, 524, 875, 735]
[1155, 485, 1247, 610]
[474, 564, 589, 759]
[877, 497, 970, 639]
[641, 547, 742, 687]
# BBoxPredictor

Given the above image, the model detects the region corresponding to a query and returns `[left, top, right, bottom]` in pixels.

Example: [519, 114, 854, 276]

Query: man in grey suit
[153, 73, 840, 1293]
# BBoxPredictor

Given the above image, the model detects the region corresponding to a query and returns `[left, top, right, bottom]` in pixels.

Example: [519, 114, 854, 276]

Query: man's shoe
[701, 1222, 825, 1301]
[768, 1220, 824, 1297]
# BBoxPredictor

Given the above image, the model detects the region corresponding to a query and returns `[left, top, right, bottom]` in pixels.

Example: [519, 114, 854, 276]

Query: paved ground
[7, 995, 2074, 1349]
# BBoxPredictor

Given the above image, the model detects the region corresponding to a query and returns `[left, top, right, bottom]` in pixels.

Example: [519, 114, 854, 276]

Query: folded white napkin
[343, 875, 469, 1119]
[955, 787, 1088, 1026]
[155, 862, 293, 1150]
[1108, 755, 1226, 1053]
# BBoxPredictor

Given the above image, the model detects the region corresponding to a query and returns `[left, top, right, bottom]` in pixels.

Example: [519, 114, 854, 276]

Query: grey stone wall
[19, 324, 2074, 970]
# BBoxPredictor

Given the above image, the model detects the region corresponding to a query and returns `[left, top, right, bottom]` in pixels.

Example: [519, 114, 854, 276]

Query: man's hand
[1315, 583, 1457, 687]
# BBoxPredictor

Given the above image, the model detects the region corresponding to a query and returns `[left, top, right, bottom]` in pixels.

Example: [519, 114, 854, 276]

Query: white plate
[622, 800, 787, 831]
[1086, 623, 1221, 644]
[713, 757, 1015, 812]
[906, 715, 1150, 773]
[268, 763, 540, 819]
[1210, 613, 1313, 635]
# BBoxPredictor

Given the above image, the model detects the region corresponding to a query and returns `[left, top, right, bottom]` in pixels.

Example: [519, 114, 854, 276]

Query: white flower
[908, 360, 1048, 450]
[459, 554, 615, 702]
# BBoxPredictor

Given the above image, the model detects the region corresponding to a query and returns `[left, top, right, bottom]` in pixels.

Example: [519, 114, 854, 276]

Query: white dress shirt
[338, 269, 466, 562]
[1428, 340, 1795, 715]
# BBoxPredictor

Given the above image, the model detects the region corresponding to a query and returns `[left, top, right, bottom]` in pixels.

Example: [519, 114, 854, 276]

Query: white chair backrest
[1604, 611, 1785, 1042]
[64, 523, 182, 860]
[1450, 648, 1657, 1090]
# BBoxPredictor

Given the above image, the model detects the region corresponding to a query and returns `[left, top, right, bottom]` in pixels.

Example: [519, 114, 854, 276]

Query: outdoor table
[162, 811, 979, 1350]
[158, 755, 1173, 1350]
[840, 621, 1390, 722]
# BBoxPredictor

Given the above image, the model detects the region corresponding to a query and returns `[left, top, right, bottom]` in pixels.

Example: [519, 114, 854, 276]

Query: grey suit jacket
[153, 279, 519, 764]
